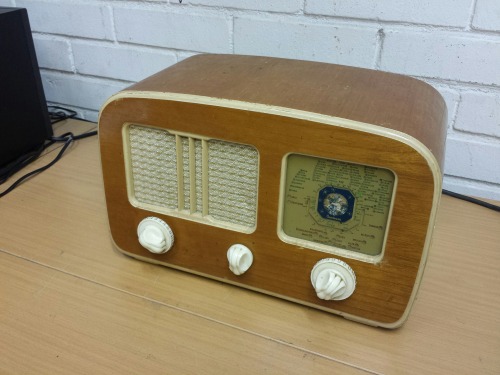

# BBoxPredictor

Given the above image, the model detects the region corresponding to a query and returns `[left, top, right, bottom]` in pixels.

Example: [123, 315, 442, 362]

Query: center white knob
[227, 244, 253, 275]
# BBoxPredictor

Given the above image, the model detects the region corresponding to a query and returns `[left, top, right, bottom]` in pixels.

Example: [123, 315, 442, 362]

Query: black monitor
[0, 7, 52, 167]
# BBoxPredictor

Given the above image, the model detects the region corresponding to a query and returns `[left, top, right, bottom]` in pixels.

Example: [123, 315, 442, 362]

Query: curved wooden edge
[100, 90, 442, 176]
[125, 54, 448, 171]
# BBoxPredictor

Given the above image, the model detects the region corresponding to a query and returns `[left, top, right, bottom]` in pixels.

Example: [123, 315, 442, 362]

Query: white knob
[227, 244, 253, 275]
[311, 258, 356, 301]
[137, 217, 174, 254]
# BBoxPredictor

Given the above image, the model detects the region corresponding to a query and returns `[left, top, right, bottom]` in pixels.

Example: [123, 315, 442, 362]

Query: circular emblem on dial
[317, 187, 355, 223]
[323, 193, 348, 216]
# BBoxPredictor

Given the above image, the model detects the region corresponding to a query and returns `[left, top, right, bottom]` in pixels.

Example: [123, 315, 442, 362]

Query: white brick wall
[17, 1, 114, 40]
[472, 0, 500, 31]
[380, 31, 500, 86]
[7, 0, 499, 200]
[234, 17, 379, 66]
[305, 0, 472, 27]
[41, 71, 127, 110]
[455, 92, 500, 138]
[72, 42, 177, 82]
[114, 7, 232, 53]
[33, 36, 73, 72]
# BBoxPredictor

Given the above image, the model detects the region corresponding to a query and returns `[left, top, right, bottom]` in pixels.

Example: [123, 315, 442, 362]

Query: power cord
[0, 106, 97, 198]
[49, 105, 77, 124]
[442, 189, 500, 212]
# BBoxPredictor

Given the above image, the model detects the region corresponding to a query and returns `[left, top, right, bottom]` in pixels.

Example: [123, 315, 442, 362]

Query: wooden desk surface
[1, 120, 499, 374]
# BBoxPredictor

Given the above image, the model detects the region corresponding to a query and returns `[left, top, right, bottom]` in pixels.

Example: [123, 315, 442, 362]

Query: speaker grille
[126, 124, 259, 231]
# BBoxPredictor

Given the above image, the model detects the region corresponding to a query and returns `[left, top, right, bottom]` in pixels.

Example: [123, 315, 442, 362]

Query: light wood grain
[1, 119, 499, 374]
[129, 54, 447, 167]
[100, 55, 447, 326]
[1, 252, 368, 374]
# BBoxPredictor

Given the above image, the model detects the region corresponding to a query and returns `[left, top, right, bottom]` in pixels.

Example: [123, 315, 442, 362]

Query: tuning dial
[227, 244, 253, 275]
[137, 217, 174, 254]
[311, 258, 356, 301]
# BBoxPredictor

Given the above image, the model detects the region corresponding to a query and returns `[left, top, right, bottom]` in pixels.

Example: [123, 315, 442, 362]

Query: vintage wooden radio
[99, 54, 447, 328]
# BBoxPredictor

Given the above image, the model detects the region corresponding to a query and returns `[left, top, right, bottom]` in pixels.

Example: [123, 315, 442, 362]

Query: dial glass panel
[280, 154, 396, 258]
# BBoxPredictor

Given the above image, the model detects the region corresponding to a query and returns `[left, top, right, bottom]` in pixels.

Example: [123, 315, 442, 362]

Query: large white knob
[311, 258, 356, 301]
[227, 244, 253, 275]
[137, 217, 174, 254]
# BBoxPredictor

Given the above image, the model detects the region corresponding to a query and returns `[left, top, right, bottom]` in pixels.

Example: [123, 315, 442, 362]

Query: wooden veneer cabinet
[99, 54, 447, 328]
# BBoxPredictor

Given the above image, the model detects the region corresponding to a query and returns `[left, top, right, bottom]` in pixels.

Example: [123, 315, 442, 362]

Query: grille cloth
[127, 124, 259, 230]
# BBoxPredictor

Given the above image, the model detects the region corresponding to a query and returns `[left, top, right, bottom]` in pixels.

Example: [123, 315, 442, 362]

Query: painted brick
[16, 1, 113, 40]
[187, 0, 302, 13]
[234, 17, 378, 67]
[45, 101, 94, 122]
[380, 31, 500, 86]
[114, 8, 231, 53]
[305, 0, 471, 27]
[41, 72, 127, 111]
[432, 86, 460, 129]
[455, 92, 500, 138]
[177, 51, 200, 62]
[472, 0, 500, 32]
[444, 137, 500, 185]
[33, 37, 73, 72]
[443, 176, 500, 200]
[80, 109, 100, 123]
[72, 42, 177, 82]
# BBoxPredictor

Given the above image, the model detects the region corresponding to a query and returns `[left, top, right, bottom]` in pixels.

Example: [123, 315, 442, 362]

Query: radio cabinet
[99, 54, 447, 328]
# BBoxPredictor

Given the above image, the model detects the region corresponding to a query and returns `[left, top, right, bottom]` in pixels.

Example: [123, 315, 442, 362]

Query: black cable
[51, 130, 98, 143]
[0, 105, 97, 198]
[48, 105, 95, 125]
[0, 141, 47, 184]
[0, 129, 98, 198]
[0, 136, 73, 198]
[48, 105, 78, 124]
[442, 189, 500, 212]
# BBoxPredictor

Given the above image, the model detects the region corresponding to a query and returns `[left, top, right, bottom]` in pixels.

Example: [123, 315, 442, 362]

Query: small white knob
[137, 217, 174, 254]
[227, 244, 253, 275]
[311, 258, 356, 301]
